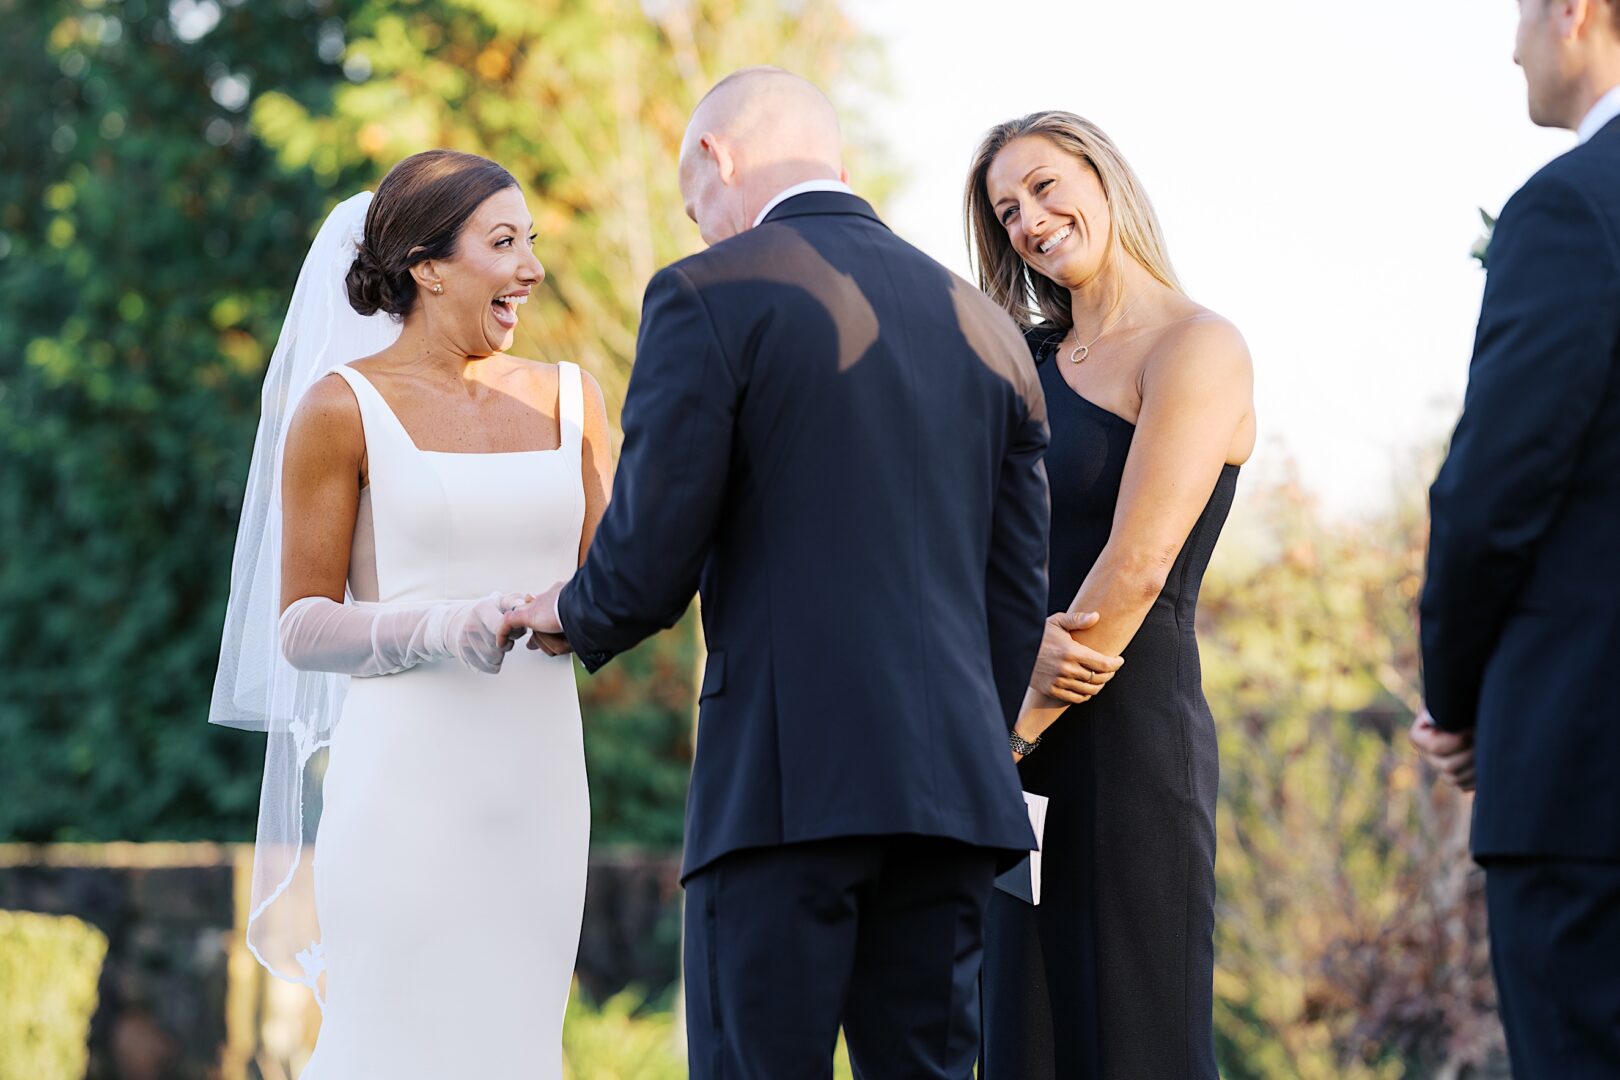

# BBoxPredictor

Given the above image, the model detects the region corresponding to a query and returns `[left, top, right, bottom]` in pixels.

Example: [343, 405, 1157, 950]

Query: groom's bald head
[688, 67, 844, 168]
[678, 67, 849, 247]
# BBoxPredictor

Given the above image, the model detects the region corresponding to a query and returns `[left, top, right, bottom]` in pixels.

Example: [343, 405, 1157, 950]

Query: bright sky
[850, 0, 1574, 517]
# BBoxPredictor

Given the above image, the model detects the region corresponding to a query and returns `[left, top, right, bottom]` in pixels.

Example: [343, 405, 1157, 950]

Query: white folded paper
[1024, 790, 1049, 905]
[992, 790, 1050, 905]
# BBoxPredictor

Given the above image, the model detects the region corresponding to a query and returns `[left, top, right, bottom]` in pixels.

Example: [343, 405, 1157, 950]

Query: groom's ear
[701, 132, 737, 186]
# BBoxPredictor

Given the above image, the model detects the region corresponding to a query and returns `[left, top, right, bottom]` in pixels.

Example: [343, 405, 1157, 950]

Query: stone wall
[0, 843, 682, 1079]
[0, 844, 236, 1080]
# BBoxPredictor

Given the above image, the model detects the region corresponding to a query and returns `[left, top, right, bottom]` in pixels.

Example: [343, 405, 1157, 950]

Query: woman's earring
[432, 283, 443, 294]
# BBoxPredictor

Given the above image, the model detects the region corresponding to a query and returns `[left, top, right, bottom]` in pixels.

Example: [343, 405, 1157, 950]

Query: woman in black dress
[965, 112, 1256, 1078]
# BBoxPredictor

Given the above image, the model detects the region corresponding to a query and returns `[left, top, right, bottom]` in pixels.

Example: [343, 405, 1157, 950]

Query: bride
[209, 150, 610, 1078]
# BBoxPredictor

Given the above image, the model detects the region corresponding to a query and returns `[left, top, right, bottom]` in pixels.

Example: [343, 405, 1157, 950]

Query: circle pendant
[1070, 344, 1089, 364]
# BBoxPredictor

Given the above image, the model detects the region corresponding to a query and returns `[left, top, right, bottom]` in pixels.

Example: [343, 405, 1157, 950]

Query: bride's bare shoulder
[478, 353, 551, 405]
[505, 354, 604, 391]
[285, 371, 364, 454]
[494, 352, 554, 377]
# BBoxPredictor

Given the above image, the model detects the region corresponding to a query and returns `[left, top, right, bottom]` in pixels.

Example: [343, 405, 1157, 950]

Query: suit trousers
[682, 835, 999, 1080]
[1484, 858, 1620, 1078]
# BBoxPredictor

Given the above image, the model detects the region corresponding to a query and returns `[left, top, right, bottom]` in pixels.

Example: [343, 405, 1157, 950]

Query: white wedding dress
[300, 362, 590, 1080]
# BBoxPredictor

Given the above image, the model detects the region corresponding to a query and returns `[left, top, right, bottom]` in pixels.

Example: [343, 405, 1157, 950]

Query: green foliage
[561, 990, 685, 1080]
[242, 0, 890, 416]
[0, 909, 109, 1080]
[560, 989, 855, 1079]
[0, 0, 364, 841]
[579, 613, 698, 848]
[0, 0, 882, 847]
[1202, 474, 1504, 1078]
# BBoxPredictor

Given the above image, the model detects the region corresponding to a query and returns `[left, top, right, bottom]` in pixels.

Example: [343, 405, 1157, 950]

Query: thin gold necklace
[1068, 296, 1138, 364]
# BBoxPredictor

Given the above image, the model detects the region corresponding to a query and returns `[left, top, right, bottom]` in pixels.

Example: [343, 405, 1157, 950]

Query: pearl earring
[432, 284, 443, 294]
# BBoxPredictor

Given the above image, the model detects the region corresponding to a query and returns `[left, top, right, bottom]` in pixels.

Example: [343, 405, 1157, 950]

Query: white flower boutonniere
[1471, 208, 1497, 268]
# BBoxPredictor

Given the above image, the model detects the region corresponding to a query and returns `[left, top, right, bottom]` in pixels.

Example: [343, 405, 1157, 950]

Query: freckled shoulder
[289, 371, 365, 442]
[280, 371, 368, 480]
[576, 365, 606, 409]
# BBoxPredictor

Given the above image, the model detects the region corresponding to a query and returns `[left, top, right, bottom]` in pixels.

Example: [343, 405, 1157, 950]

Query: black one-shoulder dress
[981, 329, 1237, 1079]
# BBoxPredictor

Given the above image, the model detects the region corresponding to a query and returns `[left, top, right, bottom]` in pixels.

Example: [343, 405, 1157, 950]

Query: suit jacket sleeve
[1420, 173, 1620, 731]
[558, 265, 738, 672]
[986, 366, 1052, 729]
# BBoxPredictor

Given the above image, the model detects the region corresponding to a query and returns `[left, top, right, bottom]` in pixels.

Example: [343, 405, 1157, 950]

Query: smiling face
[984, 135, 1114, 291]
[419, 186, 543, 355]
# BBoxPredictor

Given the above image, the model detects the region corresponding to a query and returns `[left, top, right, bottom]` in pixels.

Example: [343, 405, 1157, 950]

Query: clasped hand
[1029, 610, 1124, 704]
[497, 581, 571, 657]
[1408, 708, 1475, 792]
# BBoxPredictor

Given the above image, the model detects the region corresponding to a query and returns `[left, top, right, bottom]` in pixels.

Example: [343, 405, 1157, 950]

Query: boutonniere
[1471, 208, 1497, 268]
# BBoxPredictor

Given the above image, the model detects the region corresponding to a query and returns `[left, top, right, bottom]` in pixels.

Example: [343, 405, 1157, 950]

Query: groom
[1412, 0, 1620, 1073]
[506, 67, 1047, 1076]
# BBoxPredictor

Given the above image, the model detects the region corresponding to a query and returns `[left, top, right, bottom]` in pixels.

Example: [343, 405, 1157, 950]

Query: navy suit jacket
[558, 192, 1048, 879]
[1421, 116, 1620, 860]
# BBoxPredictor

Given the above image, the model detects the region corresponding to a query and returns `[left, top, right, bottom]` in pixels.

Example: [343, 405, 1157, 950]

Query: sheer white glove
[279, 592, 531, 676]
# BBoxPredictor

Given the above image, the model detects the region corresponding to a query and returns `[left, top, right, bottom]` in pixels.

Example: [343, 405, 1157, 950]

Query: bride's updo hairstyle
[347, 149, 518, 318]
[965, 111, 1182, 334]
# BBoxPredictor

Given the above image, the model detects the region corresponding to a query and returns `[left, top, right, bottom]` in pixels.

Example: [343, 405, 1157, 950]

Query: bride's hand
[1029, 611, 1123, 704]
[493, 593, 536, 651]
[496, 582, 567, 651]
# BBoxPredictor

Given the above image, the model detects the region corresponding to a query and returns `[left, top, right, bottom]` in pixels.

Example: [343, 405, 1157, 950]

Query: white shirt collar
[1576, 84, 1620, 144]
[752, 179, 856, 228]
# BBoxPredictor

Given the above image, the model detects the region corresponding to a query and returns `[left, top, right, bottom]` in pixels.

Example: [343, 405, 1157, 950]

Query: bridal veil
[208, 191, 401, 1001]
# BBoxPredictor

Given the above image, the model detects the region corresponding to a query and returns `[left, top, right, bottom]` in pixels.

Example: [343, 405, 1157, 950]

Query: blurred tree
[0, 0, 886, 845]
[247, 0, 893, 420]
[1201, 471, 1507, 1079]
[0, 0, 368, 841]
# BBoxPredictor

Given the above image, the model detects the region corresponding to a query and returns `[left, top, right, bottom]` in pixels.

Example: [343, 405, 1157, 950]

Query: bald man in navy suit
[506, 67, 1049, 1078]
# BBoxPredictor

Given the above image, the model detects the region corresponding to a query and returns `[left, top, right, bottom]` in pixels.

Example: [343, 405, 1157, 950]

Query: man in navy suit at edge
[1413, 1, 1620, 1074]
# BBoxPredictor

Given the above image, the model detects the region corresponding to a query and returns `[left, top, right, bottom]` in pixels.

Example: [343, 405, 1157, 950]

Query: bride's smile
[490, 288, 529, 331]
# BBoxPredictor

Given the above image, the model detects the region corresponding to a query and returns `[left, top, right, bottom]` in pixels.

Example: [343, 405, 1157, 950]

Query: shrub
[560, 988, 856, 1079]
[0, 909, 109, 1080]
[1203, 474, 1504, 1077]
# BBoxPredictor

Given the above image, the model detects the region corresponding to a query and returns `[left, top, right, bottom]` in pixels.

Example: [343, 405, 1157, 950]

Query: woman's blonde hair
[965, 111, 1182, 334]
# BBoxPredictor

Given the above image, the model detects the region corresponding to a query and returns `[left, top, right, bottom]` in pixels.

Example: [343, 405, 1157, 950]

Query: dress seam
[1171, 479, 1215, 1077]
